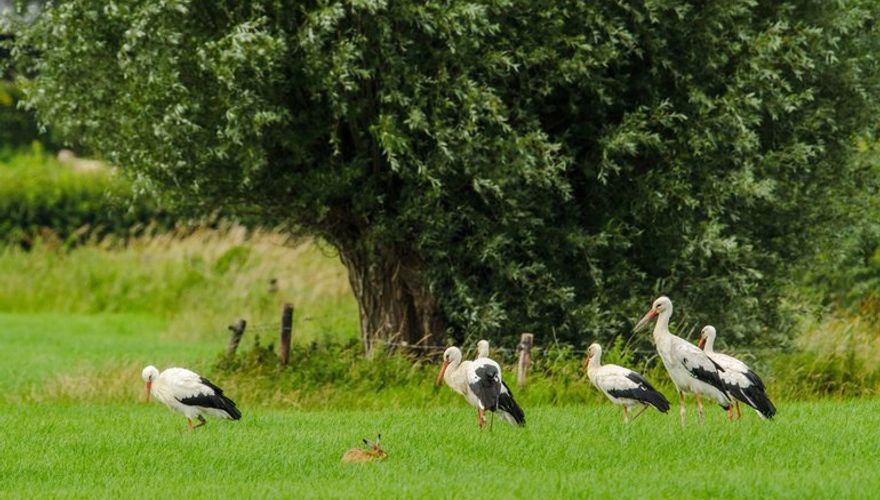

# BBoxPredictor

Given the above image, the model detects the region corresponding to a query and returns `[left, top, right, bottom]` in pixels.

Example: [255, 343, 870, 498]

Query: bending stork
[634, 296, 731, 425]
[437, 346, 524, 429]
[585, 343, 670, 423]
[699, 326, 776, 420]
[142, 365, 241, 431]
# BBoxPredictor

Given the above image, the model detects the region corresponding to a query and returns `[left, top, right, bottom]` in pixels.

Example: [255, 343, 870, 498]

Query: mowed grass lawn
[2, 313, 879, 498]
[1, 401, 878, 498]
[0, 313, 217, 397]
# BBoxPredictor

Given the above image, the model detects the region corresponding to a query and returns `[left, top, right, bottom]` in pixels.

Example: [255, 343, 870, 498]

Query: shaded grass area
[1, 401, 878, 498]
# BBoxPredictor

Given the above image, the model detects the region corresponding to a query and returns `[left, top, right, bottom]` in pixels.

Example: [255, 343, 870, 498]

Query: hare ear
[376, 433, 381, 446]
[362, 438, 372, 447]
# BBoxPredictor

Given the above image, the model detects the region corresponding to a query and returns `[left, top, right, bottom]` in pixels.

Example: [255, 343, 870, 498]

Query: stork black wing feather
[681, 358, 729, 399]
[177, 378, 242, 420]
[497, 381, 526, 426]
[605, 372, 671, 413]
[469, 365, 501, 411]
[198, 377, 226, 395]
[725, 370, 776, 419]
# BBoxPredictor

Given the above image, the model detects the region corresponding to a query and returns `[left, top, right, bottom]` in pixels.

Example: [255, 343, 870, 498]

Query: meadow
[1, 238, 879, 499]
[6, 3, 880, 495]
[2, 401, 878, 498]
[1, 180, 878, 497]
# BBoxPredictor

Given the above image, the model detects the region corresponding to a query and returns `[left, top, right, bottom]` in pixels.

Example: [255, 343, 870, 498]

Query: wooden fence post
[517, 333, 534, 390]
[279, 303, 294, 367]
[225, 319, 247, 357]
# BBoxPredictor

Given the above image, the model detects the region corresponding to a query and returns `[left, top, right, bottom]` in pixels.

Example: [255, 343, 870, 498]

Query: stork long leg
[696, 395, 704, 423]
[478, 409, 486, 430]
[735, 401, 742, 420]
[489, 411, 495, 431]
[623, 405, 630, 424]
[187, 418, 194, 432]
[632, 404, 650, 421]
[192, 415, 207, 429]
[678, 391, 686, 427]
[727, 404, 734, 422]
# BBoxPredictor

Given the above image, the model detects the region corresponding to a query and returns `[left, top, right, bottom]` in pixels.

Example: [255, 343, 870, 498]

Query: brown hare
[341, 434, 388, 463]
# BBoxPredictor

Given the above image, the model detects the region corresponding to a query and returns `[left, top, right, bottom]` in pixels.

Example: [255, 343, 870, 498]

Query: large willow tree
[12, 1, 880, 350]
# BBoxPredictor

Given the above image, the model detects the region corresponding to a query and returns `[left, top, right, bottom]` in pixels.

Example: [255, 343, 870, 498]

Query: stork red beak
[633, 308, 658, 332]
[145, 381, 152, 403]
[582, 354, 591, 371]
[436, 361, 450, 386]
[698, 337, 706, 350]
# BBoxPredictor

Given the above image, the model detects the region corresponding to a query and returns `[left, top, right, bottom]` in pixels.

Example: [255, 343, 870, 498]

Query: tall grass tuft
[770, 311, 880, 399]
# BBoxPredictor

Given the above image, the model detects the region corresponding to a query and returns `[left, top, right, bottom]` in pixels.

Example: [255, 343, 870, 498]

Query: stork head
[476, 340, 490, 359]
[141, 365, 159, 403]
[583, 343, 602, 370]
[634, 296, 673, 332]
[436, 347, 462, 386]
[698, 325, 716, 350]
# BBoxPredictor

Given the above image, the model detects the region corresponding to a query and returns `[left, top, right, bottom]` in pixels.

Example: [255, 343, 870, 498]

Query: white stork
[436, 346, 525, 429]
[142, 365, 242, 431]
[585, 343, 670, 423]
[475, 339, 526, 426]
[634, 296, 732, 425]
[699, 326, 777, 420]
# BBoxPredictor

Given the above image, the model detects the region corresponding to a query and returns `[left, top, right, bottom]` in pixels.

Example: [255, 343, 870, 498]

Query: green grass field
[1, 312, 879, 498]
[2, 232, 879, 499]
[1, 401, 878, 498]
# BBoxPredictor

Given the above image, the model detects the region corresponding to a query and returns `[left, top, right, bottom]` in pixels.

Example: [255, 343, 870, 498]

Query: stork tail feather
[497, 391, 526, 426]
[644, 389, 671, 413]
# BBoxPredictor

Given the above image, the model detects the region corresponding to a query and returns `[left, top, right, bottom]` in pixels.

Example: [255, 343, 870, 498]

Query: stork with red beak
[142, 365, 241, 431]
[698, 326, 777, 420]
[436, 346, 524, 429]
[633, 296, 731, 425]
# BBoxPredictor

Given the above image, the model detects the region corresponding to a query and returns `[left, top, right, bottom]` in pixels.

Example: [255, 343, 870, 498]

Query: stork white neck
[653, 306, 673, 342]
[444, 353, 462, 385]
[700, 326, 717, 353]
[439, 347, 468, 395]
[476, 340, 489, 359]
[588, 348, 602, 369]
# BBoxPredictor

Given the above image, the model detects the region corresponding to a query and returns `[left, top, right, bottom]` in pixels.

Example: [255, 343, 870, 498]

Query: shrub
[0, 147, 170, 244]
[0, 80, 52, 148]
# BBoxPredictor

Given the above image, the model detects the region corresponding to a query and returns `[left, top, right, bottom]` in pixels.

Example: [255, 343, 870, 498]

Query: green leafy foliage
[0, 148, 170, 244]
[0, 80, 49, 148]
[799, 137, 880, 320]
[12, 0, 880, 348]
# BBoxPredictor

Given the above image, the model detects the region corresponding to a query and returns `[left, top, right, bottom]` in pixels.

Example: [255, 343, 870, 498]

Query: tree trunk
[339, 243, 445, 354]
